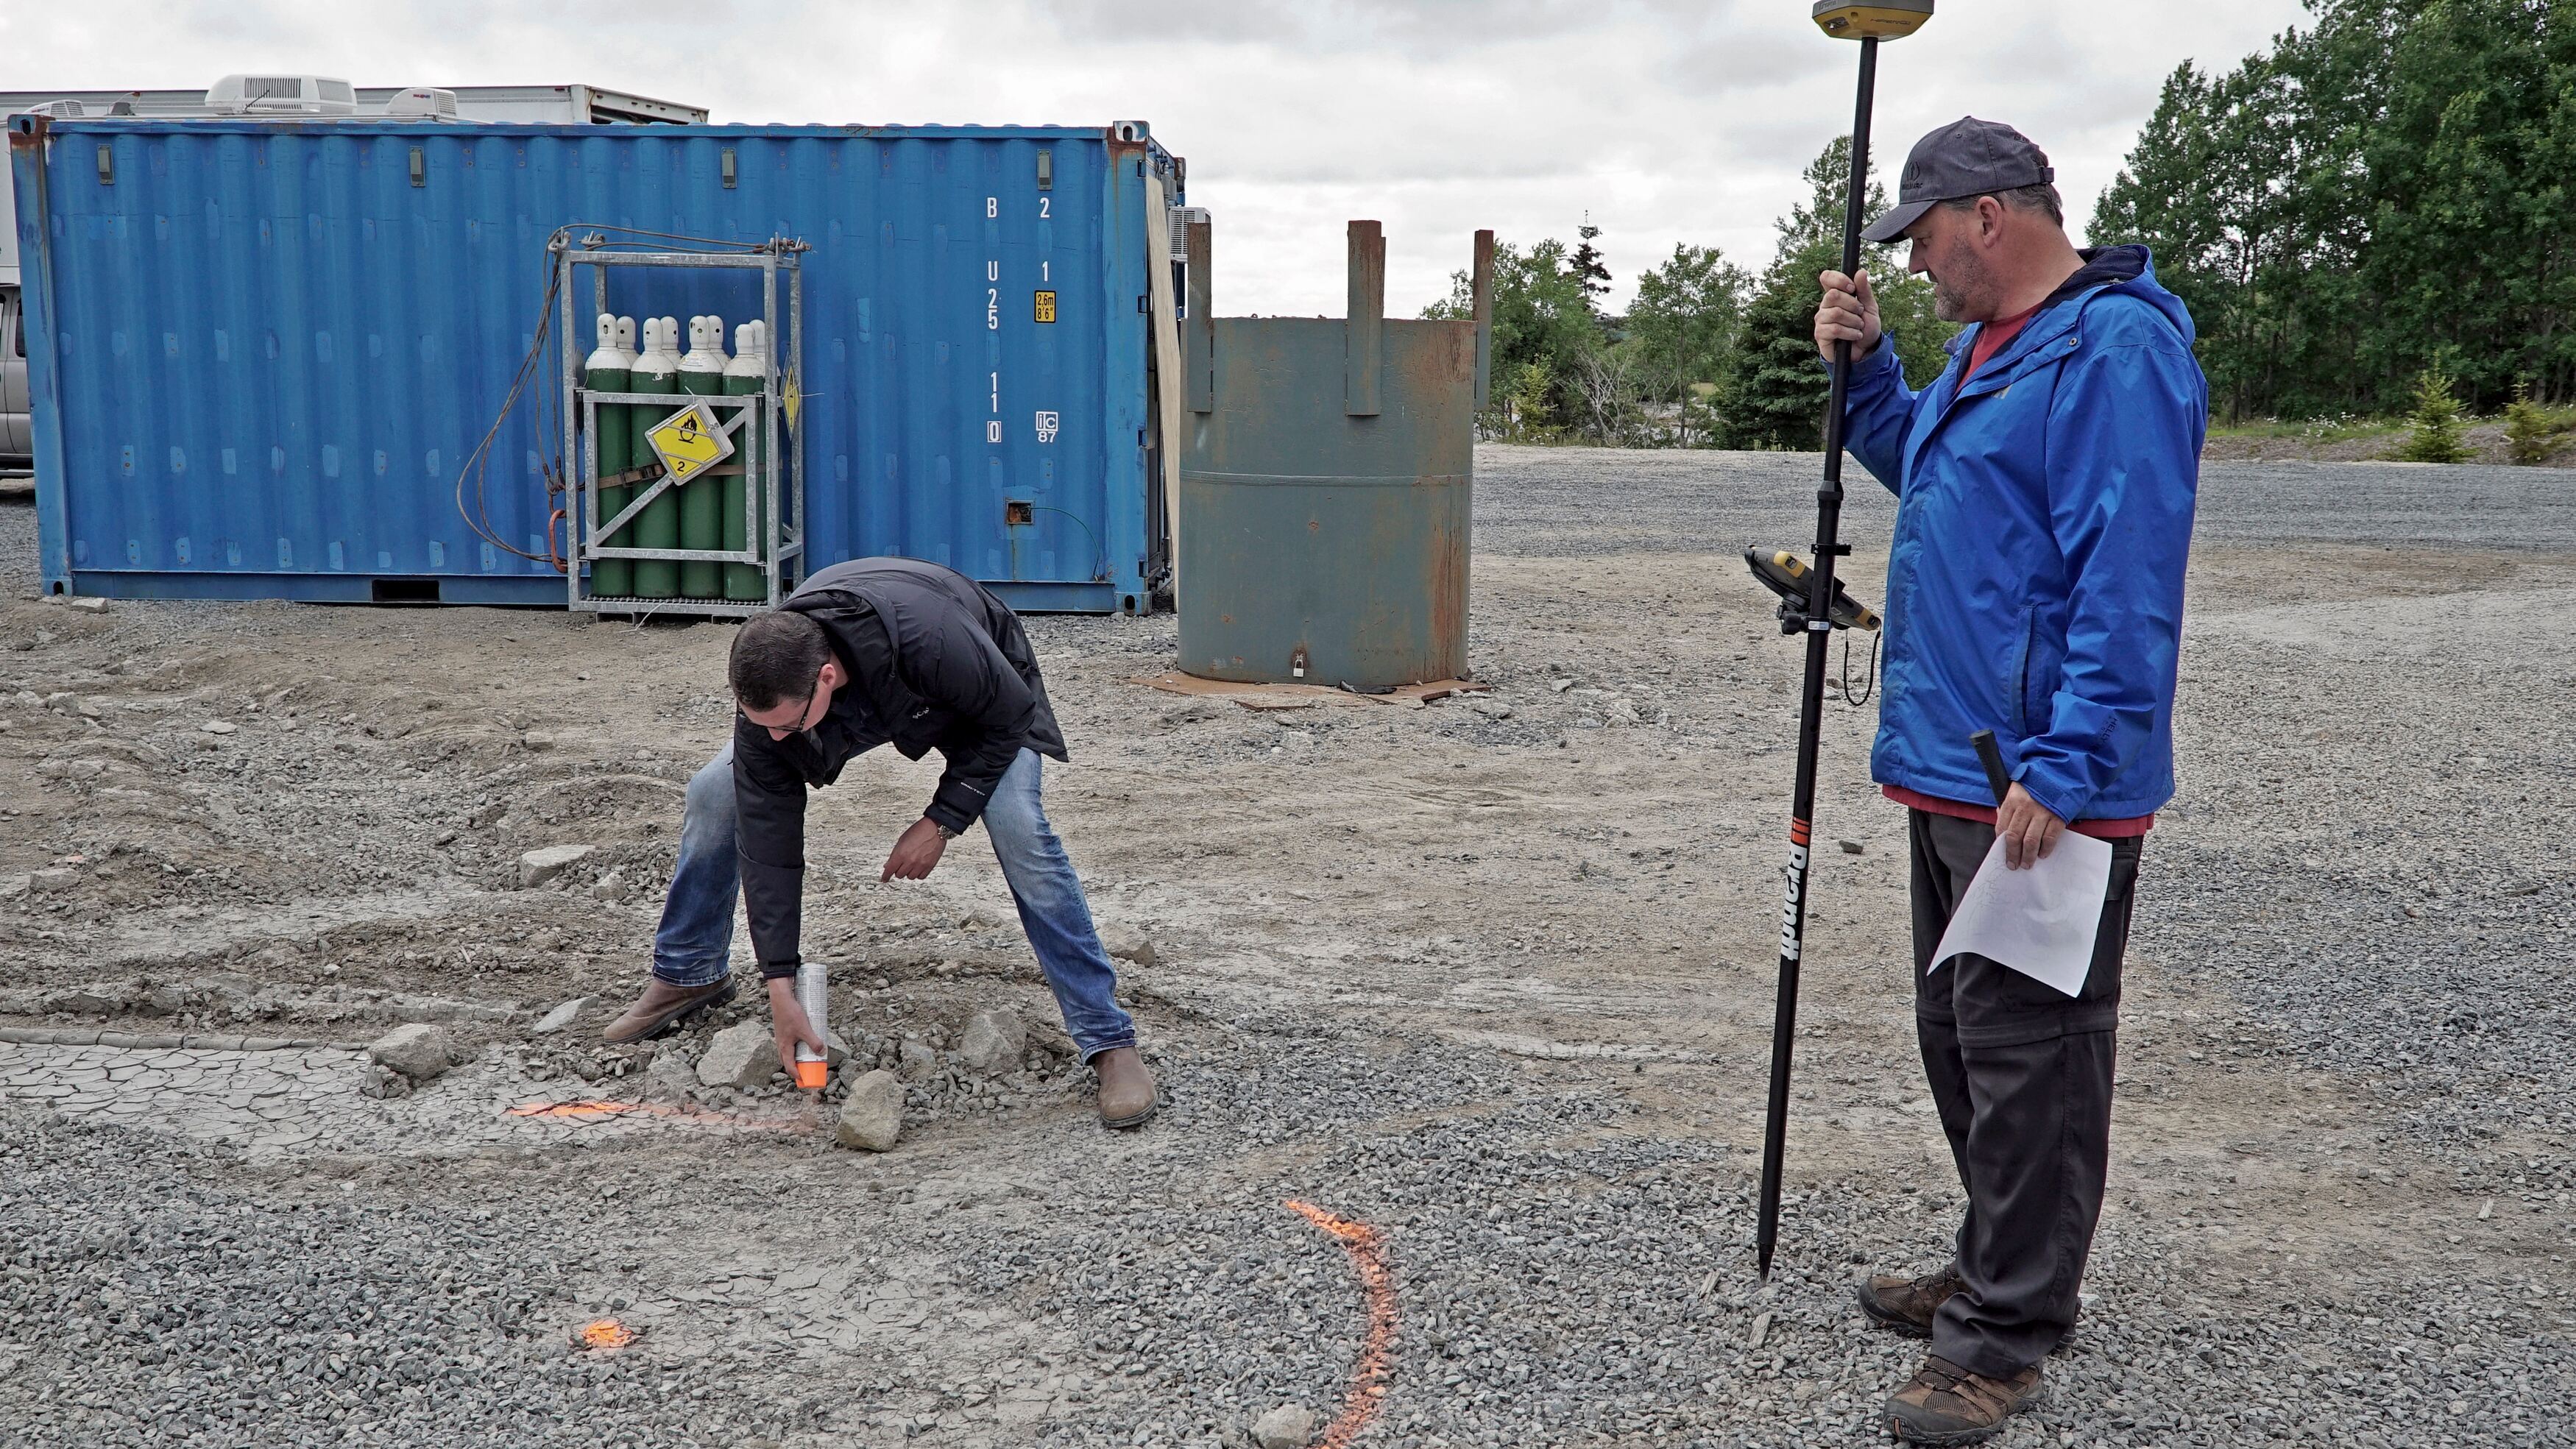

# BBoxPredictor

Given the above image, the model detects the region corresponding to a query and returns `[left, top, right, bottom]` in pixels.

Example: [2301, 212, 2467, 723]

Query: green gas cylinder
[677, 313, 727, 600]
[583, 313, 636, 598]
[629, 316, 683, 600]
[722, 319, 768, 600]
[606, 316, 643, 588]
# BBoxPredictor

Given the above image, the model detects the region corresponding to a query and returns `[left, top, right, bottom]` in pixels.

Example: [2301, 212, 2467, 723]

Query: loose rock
[958, 1009, 1027, 1074]
[835, 1069, 904, 1151]
[366, 1023, 452, 1083]
[532, 997, 590, 1035]
[1100, 924, 1158, 967]
[643, 1047, 698, 1105]
[696, 1019, 778, 1090]
[516, 843, 594, 889]
[896, 1038, 937, 1082]
[1250, 1404, 1317, 1449]
[356, 1063, 413, 1100]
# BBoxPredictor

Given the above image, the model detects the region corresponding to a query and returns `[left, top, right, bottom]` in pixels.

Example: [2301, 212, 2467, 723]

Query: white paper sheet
[1928, 831, 2115, 998]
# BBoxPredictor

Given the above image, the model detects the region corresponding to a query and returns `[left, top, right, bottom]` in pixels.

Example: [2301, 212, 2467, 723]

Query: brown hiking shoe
[1856, 1264, 1964, 1338]
[1090, 1046, 1158, 1129]
[601, 974, 737, 1045]
[1883, 1355, 2045, 1445]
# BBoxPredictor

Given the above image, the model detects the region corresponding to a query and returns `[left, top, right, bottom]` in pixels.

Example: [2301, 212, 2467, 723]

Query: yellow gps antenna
[1755, 0, 1936, 1284]
[1813, 1, 1933, 40]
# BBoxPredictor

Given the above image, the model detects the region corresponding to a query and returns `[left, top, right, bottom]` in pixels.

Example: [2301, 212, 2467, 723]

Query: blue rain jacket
[1841, 247, 2206, 822]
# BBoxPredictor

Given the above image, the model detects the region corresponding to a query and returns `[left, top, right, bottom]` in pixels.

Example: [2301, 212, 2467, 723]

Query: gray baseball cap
[1861, 117, 2055, 244]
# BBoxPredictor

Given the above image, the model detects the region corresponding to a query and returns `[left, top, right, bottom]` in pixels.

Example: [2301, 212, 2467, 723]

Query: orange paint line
[501, 1098, 807, 1131]
[1285, 1200, 1397, 1448]
[506, 1099, 652, 1121]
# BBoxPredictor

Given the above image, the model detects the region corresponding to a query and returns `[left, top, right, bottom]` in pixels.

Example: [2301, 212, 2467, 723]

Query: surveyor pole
[1758, 0, 1934, 1281]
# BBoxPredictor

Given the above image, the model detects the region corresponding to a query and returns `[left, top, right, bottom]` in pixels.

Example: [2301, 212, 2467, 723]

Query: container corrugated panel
[7, 116, 1178, 611]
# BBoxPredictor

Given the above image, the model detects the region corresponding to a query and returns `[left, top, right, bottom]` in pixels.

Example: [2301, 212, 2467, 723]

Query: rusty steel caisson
[1175, 222, 1487, 691]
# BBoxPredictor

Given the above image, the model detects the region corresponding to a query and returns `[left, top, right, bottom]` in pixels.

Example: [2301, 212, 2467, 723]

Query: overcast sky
[4, 0, 2314, 315]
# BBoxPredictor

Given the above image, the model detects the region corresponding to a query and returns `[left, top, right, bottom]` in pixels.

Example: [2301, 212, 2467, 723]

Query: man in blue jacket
[1811, 118, 2205, 1443]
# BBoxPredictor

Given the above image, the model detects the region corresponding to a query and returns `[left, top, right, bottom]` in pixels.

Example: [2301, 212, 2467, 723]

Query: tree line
[1443, 0, 2573, 444]
[1426, 138, 1956, 449]
[2092, 0, 2574, 420]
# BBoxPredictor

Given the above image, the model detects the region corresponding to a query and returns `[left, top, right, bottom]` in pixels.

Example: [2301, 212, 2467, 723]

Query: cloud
[1, 0, 2312, 313]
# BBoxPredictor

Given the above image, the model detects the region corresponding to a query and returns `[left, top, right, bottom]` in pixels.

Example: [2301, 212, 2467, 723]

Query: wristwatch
[932, 821, 960, 841]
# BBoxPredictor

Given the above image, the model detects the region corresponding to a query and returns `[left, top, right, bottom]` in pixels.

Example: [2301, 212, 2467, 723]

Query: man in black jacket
[601, 557, 1157, 1128]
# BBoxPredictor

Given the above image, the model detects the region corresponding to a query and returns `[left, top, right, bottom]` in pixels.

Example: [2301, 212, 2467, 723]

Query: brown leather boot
[600, 974, 737, 1045]
[1090, 1046, 1158, 1128]
[1883, 1355, 2044, 1445]
[1855, 1263, 1964, 1339]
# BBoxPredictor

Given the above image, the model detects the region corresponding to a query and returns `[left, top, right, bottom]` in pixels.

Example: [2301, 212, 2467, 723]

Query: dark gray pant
[1908, 808, 2142, 1378]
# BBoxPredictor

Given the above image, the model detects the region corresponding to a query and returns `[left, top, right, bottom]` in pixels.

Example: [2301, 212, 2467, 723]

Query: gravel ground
[1, 444, 2572, 1448]
[1473, 445, 2576, 555]
[0, 497, 32, 590]
[973, 1036, 2570, 1448]
[0, 1118, 772, 1449]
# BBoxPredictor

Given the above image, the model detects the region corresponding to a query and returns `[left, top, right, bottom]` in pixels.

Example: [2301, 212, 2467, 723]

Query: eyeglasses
[740, 690, 822, 737]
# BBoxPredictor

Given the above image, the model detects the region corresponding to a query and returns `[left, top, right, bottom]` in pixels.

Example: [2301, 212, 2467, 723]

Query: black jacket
[734, 558, 1066, 977]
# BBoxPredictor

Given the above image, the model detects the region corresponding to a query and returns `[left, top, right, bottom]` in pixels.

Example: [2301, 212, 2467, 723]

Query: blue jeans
[651, 745, 1136, 1060]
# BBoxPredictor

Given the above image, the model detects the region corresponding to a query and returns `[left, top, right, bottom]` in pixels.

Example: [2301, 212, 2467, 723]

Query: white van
[1, 287, 28, 474]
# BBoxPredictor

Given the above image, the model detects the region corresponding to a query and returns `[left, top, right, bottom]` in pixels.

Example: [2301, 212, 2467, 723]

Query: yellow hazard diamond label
[782, 368, 802, 431]
[1033, 290, 1057, 324]
[643, 402, 735, 484]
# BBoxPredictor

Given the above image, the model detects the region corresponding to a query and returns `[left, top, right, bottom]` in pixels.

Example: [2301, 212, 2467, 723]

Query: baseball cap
[1861, 117, 2056, 244]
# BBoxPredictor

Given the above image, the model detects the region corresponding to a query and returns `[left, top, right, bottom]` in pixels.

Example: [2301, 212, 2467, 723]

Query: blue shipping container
[7, 114, 1183, 612]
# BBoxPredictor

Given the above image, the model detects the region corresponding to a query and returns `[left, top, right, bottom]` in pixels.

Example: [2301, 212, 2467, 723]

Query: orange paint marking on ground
[1284, 1200, 1398, 1448]
[501, 1098, 807, 1131]
[506, 1099, 651, 1122]
[573, 1317, 638, 1352]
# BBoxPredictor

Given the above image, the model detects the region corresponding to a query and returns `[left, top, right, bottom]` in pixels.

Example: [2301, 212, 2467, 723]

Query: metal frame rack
[554, 236, 807, 617]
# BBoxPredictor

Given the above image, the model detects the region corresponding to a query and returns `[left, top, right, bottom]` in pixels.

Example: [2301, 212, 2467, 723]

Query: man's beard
[1928, 241, 1991, 322]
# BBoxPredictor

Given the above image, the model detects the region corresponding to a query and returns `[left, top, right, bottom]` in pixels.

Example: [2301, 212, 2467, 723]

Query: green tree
[2092, 0, 2576, 417]
[2504, 380, 2558, 464]
[1422, 238, 1597, 440]
[1570, 221, 1613, 301]
[1716, 137, 1957, 450]
[1626, 244, 1751, 442]
[1429, 236, 1607, 439]
[2396, 363, 2474, 463]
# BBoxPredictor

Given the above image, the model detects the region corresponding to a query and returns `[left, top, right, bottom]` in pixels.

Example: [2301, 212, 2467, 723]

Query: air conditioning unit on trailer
[380, 87, 461, 119]
[1169, 206, 1210, 262]
[205, 75, 357, 116]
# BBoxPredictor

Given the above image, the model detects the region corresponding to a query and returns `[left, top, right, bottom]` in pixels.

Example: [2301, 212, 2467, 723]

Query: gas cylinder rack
[553, 232, 807, 616]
